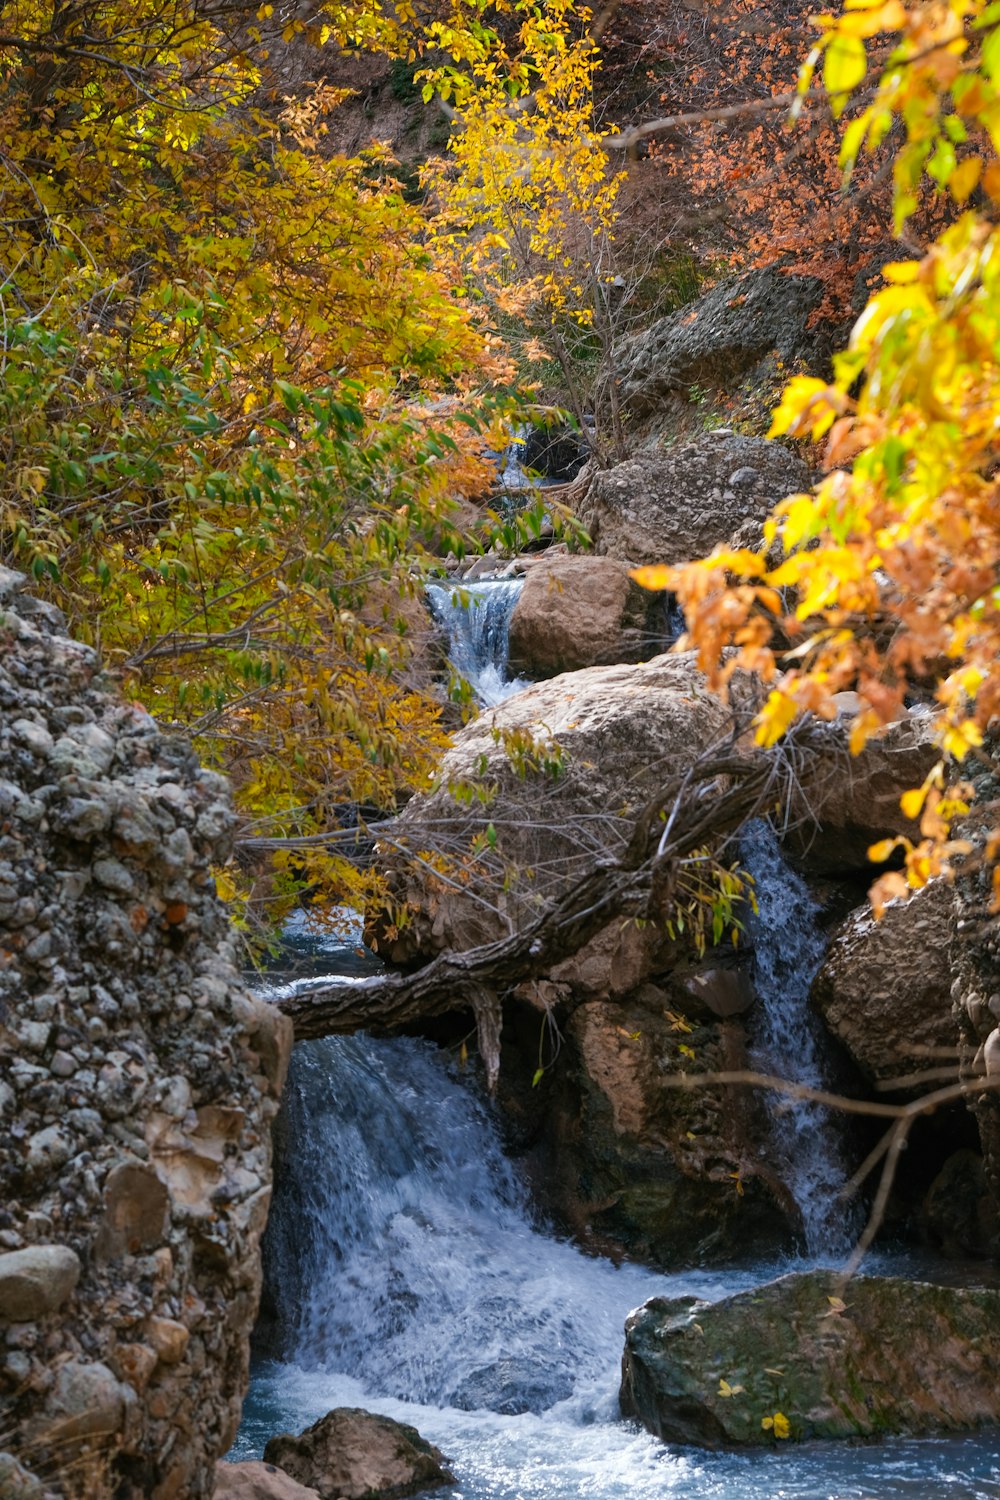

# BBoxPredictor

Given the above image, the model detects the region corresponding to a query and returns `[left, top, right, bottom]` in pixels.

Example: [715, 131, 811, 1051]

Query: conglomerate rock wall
[0, 569, 292, 1499]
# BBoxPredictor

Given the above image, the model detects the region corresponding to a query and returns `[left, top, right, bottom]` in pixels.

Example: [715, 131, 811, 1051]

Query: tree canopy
[3, 0, 998, 936]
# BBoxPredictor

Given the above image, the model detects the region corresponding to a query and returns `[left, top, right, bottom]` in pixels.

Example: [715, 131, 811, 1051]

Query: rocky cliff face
[0, 570, 292, 1499]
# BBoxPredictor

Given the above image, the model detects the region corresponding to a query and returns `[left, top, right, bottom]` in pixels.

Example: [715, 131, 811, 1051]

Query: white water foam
[427, 579, 531, 706]
[234, 1023, 1000, 1500]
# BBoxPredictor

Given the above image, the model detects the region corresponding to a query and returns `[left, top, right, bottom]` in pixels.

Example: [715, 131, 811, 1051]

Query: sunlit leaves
[426, 1, 626, 328]
[0, 0, 520, 926]
[635, 20, 1000, 910]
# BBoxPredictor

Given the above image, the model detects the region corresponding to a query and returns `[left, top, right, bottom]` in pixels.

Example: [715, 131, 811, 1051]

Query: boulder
[263, 1408, 454, 1500]
[620, 1270, 1000, 1446]
[0, 1245, 80, 1323]
[920, 1150, 1000, 1259]
[516, 990, 796, 1264]
[574, 434, 809, 567]
[811, 880, 956, 1089]
[214, 1461, 322, 1500]
[507, 554, 668, 678]
[613, 268, 826, 417]
[948, 748, 1000, 1212]
[0, 569, 293, 1499]
[372, 651, 739, 976]
[788, 710, 941, 872]
[0, 1454, 45, 1500]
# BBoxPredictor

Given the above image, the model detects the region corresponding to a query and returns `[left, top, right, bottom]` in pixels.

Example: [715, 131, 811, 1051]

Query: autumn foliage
[637, 0, 1000, 913]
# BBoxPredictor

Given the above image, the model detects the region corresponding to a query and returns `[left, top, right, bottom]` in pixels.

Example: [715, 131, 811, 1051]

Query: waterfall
[258, 1032, 663, 1412]
[427, 578, 530, 706]
[236, 941, 999, 1499]
[740, 820, 855, 1255]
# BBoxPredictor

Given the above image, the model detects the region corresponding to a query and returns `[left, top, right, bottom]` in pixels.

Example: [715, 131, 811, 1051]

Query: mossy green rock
[620, 1270, 1000, 1447]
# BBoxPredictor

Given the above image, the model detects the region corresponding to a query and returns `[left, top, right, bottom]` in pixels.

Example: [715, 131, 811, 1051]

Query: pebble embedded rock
[573, 434, 810, 567]
[0, 569, 293, 1498]
[612, 268, 827, 417]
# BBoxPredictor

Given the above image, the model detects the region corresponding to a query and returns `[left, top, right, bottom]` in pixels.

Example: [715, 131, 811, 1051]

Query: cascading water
[236, 1024, 999, 1495]
[427, 578, 530, 706]
[232, 932, 1000, 1500]
[740, 820, 855, 1254]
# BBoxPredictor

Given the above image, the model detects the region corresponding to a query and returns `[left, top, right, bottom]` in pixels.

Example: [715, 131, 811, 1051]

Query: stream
[233, 591, 1000, 1499]
[233, 921, 1000, 1500]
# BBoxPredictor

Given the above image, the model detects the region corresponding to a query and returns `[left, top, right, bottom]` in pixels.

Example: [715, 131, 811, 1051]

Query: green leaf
[983, 24, 1000, 82]
[824, 33, 867, 115]
[532, 1068, 545, 1087]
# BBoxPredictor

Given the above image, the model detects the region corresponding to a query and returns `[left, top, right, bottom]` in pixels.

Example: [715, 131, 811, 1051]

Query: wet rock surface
[621, 1270, 1000, 1446]
[503, 989, 795, 1265]
[262, 1408, 454, 1500]
[0, 568, 292, 1497]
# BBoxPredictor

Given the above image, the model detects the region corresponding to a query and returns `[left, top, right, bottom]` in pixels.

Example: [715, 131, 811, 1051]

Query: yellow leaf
[900, 786, 929, 820]
[940, 719, 984, 761]
[630, 564, 674, 591]
[718, 1378, 745, 1398]
[754, 689, 800, 749]
[780, 494, 821, 552]
[949, 156, 982, 204]
[824, 34, 868, 115]
[867, 837, 902, 862]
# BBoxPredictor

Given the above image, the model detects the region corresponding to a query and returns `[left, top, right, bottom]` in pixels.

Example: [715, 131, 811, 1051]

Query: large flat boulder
[620, 1270, 1000, 1446]
[373, 651, 739, 980]
[575, 434, 809, 567]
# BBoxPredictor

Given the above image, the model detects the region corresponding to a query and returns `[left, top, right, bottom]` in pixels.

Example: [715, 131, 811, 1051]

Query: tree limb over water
[274, 722, 832, 1078]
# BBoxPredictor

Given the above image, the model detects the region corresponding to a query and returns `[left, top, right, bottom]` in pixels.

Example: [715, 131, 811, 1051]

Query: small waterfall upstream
[740, 821, 855, 1255]
[427, 578, 530, 706]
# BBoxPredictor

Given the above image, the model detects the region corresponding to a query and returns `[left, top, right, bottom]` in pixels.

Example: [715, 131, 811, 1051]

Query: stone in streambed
[263, 1408, 454, 1500]
[0, 1452, 45, 1500]
[214, 1461, 322, 1500]
[507, 553, 665, 678]
[620, 1270, 1000, 1446]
